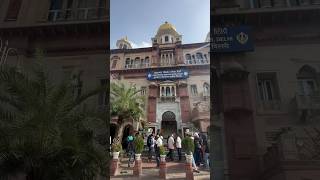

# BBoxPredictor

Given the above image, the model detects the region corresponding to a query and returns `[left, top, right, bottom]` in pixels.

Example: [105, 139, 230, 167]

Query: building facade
[213, 1, 320, 180]
[110, 22, 210, 142]
[0, 0, 108, 110]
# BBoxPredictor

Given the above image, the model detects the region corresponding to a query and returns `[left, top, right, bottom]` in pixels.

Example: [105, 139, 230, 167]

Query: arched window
[161, 87, 165, 96]
[111, 56, 119, 69]
[135, 57, 140, 68]
[130, 59, 134, 68]
[203, 83, 210, 96]
[125, 58, 130, 68]
[166, 87, 171, 96]
[162, 111, 176, 121]
[204, 54, 208, 63]
[297, 65, 318, 96]
[171, 87, 175, 96]
[192, 55, 196, 64]
[185, 54, 192, 64]
[145, 57, 150, 67]
[165, 36, 169, 42]
[166, 54, 169, 65]
[196, 53, 204, 64]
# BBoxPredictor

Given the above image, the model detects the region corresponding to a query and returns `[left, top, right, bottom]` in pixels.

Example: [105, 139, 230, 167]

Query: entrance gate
[161, 111, 177, 139]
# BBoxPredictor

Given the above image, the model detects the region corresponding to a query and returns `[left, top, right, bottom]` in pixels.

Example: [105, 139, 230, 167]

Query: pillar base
[159, 161, 166, 179]
[133, 159, 142, 176]
[185, 162, 194, 180]
[110, 159, 119, 176]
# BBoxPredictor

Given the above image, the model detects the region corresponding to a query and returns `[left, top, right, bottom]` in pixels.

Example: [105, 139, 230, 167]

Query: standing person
[155, 134, 163, 167]
[203, 134, 210, 169]
[166, 134, 175, 161]
[199, 133, 204, 165]
[186, 132, 200, 173]
[127, 133, 135, 167]
[147, 132, 155, 162]
[175, 133, 182, 161]
[193, 133, 202, 166]
[166, 135, 171, 146]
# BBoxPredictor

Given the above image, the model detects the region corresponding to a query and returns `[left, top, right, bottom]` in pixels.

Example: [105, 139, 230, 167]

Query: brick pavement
[110, 156, 210, 180]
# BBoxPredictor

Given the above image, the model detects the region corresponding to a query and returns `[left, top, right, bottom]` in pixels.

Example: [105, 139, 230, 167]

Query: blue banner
[147, 69, 189, 80]
[212, 26, 254, 53]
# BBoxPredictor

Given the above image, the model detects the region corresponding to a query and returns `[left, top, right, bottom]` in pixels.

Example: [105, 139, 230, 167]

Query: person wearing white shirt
[175, 134, 182, 161]
[155, 135, 162, 167]
[166, 134, 175, 161]
[156, 135, 163, 146]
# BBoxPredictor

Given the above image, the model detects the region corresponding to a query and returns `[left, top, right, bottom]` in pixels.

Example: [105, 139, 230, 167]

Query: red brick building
[110, 22, 210, 142]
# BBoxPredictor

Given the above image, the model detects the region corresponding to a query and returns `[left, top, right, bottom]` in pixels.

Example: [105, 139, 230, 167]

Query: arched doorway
[121, 124, 134, 150]
[297, 65, 318, 96]
[161, 111, 177, 141]
[110, 123, 118, 144]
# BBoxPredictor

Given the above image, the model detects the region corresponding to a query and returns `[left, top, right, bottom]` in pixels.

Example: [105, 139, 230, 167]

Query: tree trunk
[114, 123, 125, 144]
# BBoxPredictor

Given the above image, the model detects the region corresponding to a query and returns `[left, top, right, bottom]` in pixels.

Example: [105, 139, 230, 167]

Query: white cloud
[130, 41, 152, 48]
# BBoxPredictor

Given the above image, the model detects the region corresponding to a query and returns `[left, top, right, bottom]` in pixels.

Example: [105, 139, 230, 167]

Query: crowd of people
[146, 131, 210, 172]
[112, 130, 210, 172]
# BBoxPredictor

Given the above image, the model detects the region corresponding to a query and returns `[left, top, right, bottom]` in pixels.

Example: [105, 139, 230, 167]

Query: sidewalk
[111, 156, 210, 180]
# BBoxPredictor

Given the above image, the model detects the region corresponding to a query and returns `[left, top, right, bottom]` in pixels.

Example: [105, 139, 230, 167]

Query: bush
[111, 143, 122, 152]
[134, 135, 144, 154]
[182, 137, 194, 155]
[159, 145, 166, 155]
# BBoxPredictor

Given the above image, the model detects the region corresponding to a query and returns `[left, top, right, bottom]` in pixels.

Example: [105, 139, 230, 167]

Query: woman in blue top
[127, 133, 135, 167]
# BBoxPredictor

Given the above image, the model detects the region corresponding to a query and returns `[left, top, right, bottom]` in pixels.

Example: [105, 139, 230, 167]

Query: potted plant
[182, 136, 194, 163]
[159, 145, 166, 162]
[134, 135, 144, 160]
[111, 142, 122, 159]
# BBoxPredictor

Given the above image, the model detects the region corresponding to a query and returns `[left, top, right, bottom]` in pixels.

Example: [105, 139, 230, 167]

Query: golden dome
[158, 21, 176, 32]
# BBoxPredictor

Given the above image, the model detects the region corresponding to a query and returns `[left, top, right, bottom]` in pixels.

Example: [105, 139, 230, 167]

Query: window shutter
[5, 0, 23, 21]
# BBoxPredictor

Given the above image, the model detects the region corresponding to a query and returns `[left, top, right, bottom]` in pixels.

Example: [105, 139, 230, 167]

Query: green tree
[0, 50, 108, 180]
[110, 82, 145, 143]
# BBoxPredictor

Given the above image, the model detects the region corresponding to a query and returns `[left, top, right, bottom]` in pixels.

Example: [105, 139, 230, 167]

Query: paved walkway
[111, 156, 210, 180]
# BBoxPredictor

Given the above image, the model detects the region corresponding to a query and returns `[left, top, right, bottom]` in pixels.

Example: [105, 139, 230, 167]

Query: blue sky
[110, 0, 210, 49]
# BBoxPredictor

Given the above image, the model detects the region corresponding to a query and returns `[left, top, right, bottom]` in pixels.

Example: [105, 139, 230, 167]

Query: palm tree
[0, 49, 108, 180]
[110, 82, 145, 143]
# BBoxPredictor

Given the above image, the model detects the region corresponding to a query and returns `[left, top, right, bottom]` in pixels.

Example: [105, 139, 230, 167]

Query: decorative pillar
[185, 160, 194, 180]
[221, 59, 259, 180]
[159, 160, 167, 179]
[148, 83, 157, 123]
[110, 159, 119, 176]
[133, 158, 142, 176]
[178, 82, 191, 123]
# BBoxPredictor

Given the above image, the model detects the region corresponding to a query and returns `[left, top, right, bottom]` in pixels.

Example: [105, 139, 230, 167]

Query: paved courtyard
[111, 156, 210, 180]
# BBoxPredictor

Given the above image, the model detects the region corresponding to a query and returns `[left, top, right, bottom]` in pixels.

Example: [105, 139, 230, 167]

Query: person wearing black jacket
[193, 133, 202, 166]
[203, 134, 210, 169]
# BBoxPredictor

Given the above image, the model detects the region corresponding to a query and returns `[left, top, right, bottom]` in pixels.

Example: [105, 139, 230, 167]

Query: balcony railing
[47, 7, 107, 22]
[296, 94, 320, 110]
[158, 96, 177, 103]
